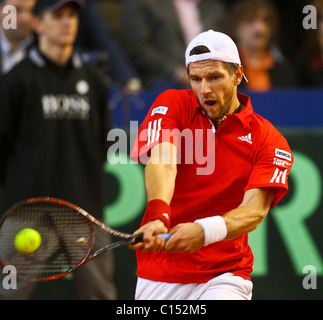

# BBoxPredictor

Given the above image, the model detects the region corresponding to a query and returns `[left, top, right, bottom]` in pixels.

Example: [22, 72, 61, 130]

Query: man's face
[236, 10, 272, 51]
[189, 60, 242, 123]
[1, 0, 36, 43]
[35, 4, 79, 47]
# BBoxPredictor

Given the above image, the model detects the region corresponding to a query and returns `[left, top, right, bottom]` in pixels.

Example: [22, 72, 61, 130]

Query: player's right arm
[130, 141, 177, 252]
[145, 142, 177, 204]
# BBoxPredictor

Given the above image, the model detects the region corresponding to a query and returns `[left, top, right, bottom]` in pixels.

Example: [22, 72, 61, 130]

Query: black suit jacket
[122, 0, 226, 86]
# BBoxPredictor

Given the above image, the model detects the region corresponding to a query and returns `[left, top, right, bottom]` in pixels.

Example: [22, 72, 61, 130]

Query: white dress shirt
[0, 28, 33, 74]
[173, 0, 204, 45]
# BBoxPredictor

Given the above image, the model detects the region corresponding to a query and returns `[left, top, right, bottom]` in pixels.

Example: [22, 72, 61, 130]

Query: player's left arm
[164, 187, 275, 253]
[222, 187, 275, 240]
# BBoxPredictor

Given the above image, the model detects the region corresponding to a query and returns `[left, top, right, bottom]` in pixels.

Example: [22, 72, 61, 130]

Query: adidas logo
[238, 133, 252, 144]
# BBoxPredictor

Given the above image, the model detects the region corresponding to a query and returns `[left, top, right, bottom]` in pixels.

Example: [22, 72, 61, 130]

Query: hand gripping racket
[0, 197, 171, 282]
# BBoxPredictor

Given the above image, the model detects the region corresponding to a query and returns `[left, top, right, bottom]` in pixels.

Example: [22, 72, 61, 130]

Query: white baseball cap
[185, 30, 247, 81]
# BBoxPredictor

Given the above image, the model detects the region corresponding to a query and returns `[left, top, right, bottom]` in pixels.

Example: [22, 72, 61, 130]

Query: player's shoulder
[157, 88, 193, 99]
[252, 112, 279, 134]
[251, 112, 290, 148]
[252, 112, 278, 132]
[150, 89, 198, 123]
[155, 89, 197, 110]
[238, 92, 281, 138]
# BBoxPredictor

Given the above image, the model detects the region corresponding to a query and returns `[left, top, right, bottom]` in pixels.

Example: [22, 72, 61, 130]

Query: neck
[213, 96, 241, 129]
[225, 92, 241, 117]
[38, 40, 73, 66]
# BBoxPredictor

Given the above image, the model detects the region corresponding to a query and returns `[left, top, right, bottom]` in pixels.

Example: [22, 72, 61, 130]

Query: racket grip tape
[156, 233, 173, 242]
[132, 233, 173, 244]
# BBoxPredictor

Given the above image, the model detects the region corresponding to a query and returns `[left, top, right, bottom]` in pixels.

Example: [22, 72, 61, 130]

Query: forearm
[165, 203, 270, 254]
[145, 142, 177, 204]
[130, 143, 177, 252]
[145, 161, 177, 204]
[222, 205, 268, 240]
[196, 188, 275, 245]
[144, 160, 176, 230]
[195, 205, 268, 245]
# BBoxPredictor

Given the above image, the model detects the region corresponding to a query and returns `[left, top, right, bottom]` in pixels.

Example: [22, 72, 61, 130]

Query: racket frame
[0, 197, 143, 282]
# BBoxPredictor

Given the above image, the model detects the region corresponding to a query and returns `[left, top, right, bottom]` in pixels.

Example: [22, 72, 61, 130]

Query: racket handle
[133, 233, 144, 244]
[155, 233, 173, 242]
[133, 233, 173, 244]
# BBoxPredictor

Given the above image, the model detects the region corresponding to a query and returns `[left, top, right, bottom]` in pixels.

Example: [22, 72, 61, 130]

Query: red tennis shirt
[130, 89, 293, 283]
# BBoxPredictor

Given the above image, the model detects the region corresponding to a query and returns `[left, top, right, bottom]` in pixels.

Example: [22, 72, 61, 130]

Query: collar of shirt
[28, 46, 83, 70]
[0, 28, 11, 55]
[235, 92, 254, 128]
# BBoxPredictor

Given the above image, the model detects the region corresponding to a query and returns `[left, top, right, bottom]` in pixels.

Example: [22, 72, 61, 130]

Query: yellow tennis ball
[14, 228, 42, 254]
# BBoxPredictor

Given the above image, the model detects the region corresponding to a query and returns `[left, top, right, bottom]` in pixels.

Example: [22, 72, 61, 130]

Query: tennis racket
[0, 197, 171, 282]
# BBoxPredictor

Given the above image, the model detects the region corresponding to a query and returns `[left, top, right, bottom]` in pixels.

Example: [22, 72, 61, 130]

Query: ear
[234, 65, 244, 86]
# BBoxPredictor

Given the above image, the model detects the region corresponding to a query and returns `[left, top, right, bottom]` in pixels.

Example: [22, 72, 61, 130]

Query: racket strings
[0, 201, 93, 282]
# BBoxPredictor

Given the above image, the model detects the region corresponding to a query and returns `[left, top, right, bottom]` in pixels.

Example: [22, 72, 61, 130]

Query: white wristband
[195, 216, 227, 245]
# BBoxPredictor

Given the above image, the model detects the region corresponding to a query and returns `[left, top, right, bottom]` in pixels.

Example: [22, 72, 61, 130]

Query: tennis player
[130, 30, 293, 300]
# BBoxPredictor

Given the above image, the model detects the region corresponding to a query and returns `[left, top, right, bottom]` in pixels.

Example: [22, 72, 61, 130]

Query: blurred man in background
[0, 0, 35, 75]
[122, 0, 226, 90]
[228, 0, 300, 91]
[0, 0, 116, 300]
